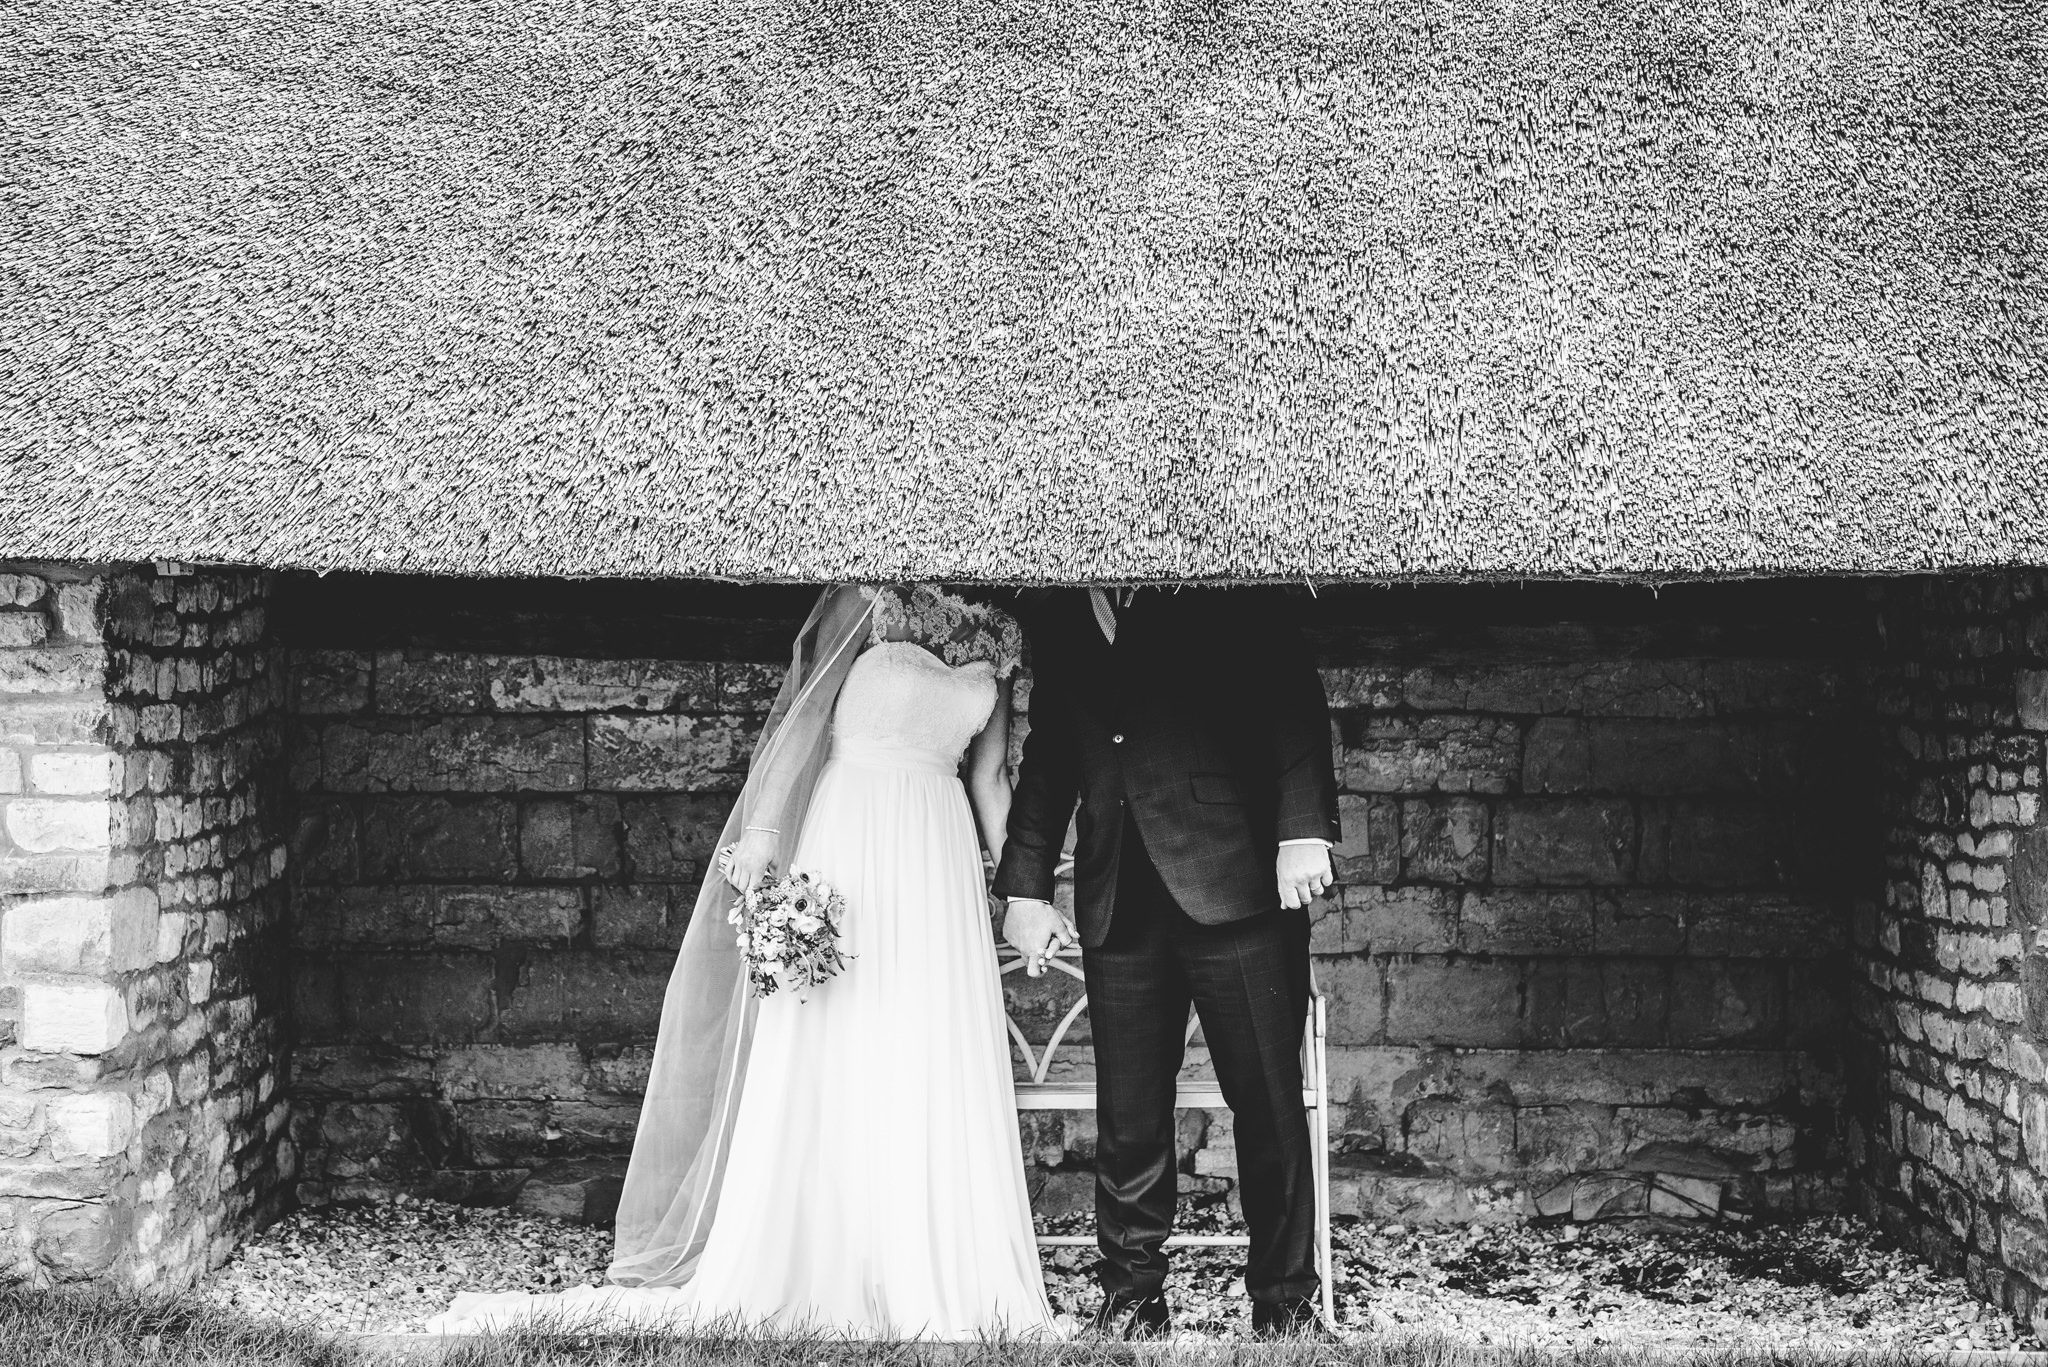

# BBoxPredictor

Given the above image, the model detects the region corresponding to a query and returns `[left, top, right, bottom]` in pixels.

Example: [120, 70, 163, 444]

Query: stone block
[2018, 670, 2048, 731]
[1320, 667, 1402, 710]
[455, 1100, 552, 1166]
[1669, 961, 1785, 1047]
[338, 954, 495, 1043]
[620, 794, 737, 878]
[0, 750, 17, 794]
[1683, 894, 1845, 957]
[588, 715, 756, 792]
[289, 1045, 436, 1101]
[358, 797, 518, 881]
[1334, 886, 1457, 954]
[3, 799, 109, 853]
[0, 574, 46, 607]
[0, 614, 50, 648]
[45, 1094, 134, 1161]
[1317, 957, 1383, 1045]
[1520, 718, 1592, 792]
[1400, 798, 1490, 884]
[0, 646, 105, 696]
[290, 800, 358, 884]
[372, 651, 488, 713]
[439, 1044, 589, 1102]
[1526, 719, 1786, 795]
[1637, 800, 1798, 889]
[1342, 715, 1519, 795]
[1590, 895, 1687, 956]
[496, 951, 669, 1041]
[320, 718, 584, 792]
[490, 658, 717, 714]
[514, 1158, 628, 1225]
[1514, 1103, 1620, 1172]
[586, 1046, 652, 1096]
[1492, 799, 1634, 886]
[519, 796, 622, 880]
[1385, 958, 1522, 1048]
[296, 886, 433, 948]
[20, 981, 128, 1054]
[1526, 959, 1668, 1048]
[2014, 826, 2048, 934]
[434, 888, 582, 947]
[1459, 891, 1593, 954]
[0, 698, 110, 745]
[717, 663, 786, 712]
[33, 1202, 122, 1281]
[1331, 794, 1396, 883]
[1403, 1099, 1514, 1173]
[28, 750, 115, 796]
[592, 886, 688, 950]
[1572, 1174, 1647, 1221]
[291, 651, 371, 715]
[51, 583, 100, 641]
[1330, 1159, 1478, 1224]
[1, 890, 158, 977]
[0, 1096, 37, 1159]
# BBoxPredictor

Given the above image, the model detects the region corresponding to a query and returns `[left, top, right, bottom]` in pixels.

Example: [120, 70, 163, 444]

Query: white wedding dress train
[429, 639, 1061, 1339]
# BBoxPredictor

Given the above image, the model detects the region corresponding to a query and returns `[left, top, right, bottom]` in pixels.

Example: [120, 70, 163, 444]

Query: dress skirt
[430, 744, 1058, 1339]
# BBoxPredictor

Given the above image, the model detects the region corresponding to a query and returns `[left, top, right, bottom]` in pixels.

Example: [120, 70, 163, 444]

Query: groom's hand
[1004, 898, 1077, 977]
[1276, 842, 1334, 909]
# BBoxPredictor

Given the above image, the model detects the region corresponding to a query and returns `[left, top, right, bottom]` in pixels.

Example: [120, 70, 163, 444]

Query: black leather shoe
[1251, 1297, 1334, 1340]
[1092, 1292, 1171, 1340]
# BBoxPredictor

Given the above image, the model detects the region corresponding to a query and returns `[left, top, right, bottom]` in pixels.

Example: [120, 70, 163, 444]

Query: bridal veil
[606, 584, 874, 1287]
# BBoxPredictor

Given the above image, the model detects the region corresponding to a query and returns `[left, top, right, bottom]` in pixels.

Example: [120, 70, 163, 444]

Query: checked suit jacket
[992, 587, 1341, 948]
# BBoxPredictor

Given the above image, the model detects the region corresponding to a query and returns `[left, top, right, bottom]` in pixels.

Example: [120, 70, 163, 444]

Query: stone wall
[284, 578, 811, 1218]
[1015, 581, 1868, 1223]
[1855, 571, 2048, 1335]
[284, 577, 1867, 1228]
[0, 562, 291, 1287]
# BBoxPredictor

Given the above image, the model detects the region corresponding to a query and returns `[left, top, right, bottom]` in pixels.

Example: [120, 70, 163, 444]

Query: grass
[0, 1286, 1989, 1367]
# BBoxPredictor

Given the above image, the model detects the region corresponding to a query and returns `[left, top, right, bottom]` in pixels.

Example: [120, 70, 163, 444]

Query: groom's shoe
[1092, 1292, 1171, 1341]
[1251, 1296, 1334, 1341]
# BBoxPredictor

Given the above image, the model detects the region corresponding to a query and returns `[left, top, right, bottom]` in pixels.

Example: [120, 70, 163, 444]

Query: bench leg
[1314, 1035, 1334, 1326]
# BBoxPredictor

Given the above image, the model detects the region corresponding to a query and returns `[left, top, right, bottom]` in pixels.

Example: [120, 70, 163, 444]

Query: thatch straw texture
[2, 0, 2042, 581]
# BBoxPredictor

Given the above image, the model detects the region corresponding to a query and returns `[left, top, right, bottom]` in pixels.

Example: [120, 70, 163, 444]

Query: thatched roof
[2, 1, 2042, 582]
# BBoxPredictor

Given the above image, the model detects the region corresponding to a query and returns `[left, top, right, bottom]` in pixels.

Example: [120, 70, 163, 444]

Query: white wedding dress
[429, 593, 1061, 1340]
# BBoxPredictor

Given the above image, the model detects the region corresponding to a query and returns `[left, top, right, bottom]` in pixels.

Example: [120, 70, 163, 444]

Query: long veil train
[605, 584, 872, 1287]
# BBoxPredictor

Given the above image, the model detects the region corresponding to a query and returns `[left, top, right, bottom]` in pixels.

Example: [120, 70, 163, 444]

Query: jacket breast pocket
[1189, 772, 1247, 805]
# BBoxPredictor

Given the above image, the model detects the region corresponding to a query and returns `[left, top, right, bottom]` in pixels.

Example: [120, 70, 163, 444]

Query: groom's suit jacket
[992, 588, 1341, 948]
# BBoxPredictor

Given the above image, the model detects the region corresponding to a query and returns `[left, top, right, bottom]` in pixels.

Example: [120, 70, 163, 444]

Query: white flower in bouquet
[729, 866, 853, 1001]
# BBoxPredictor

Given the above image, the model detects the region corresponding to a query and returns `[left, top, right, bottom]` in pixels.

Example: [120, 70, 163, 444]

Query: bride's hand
[720, 829, 777, 892]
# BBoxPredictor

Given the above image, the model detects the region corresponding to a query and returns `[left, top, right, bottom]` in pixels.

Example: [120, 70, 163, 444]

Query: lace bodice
[862, 585, 1022, 678]
[832, 587, 1021, 764]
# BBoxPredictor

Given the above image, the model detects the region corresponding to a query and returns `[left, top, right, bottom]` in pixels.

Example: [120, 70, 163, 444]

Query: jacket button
[1111, 733, 1124, 744]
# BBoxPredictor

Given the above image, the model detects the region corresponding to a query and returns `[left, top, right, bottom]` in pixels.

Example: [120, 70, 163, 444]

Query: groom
[993, 585, 1340, 1339]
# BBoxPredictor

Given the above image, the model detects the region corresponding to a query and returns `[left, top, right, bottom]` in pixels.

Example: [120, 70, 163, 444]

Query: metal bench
[997, 941, 1336, 1326]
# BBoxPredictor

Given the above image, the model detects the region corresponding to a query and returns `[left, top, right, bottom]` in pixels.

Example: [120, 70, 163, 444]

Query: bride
[428, 584, 1064, 1339]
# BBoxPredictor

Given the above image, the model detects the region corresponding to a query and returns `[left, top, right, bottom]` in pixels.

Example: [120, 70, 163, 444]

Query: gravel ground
[196, 1195, 2039, 1351]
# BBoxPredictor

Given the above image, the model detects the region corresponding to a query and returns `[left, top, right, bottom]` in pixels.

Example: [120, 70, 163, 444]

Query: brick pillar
[1857, 570, 2048, 1334]
[0, 562, 291, 1288]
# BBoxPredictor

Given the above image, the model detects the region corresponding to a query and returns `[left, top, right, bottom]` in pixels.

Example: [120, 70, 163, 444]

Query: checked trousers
[1082, 814, 1318, 1308]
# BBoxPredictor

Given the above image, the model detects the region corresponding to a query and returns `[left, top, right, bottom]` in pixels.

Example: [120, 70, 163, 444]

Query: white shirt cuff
[1278, 838, 1334, 849]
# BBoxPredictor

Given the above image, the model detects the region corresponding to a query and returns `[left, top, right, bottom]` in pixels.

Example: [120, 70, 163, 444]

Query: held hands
[719, 828, 777, 893]
[1276, 842, 1334, 909]
[1004, 898, 1078, 977]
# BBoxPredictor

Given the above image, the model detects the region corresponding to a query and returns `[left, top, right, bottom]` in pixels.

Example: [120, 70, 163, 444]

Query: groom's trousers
[1083, 814, 1317, 1308]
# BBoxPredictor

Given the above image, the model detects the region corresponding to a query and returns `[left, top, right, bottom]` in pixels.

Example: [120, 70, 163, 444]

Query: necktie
[1089, 587, 1118, 643]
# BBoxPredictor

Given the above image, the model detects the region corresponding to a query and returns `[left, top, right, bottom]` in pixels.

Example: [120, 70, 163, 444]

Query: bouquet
[728, 868, 851, 1001]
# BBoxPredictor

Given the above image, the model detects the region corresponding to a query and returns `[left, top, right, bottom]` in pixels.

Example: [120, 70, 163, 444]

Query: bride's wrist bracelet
[743, 825, 780, 836]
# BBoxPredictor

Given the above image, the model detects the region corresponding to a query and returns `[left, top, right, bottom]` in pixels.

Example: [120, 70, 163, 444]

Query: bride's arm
[964, 677, 1014, 869]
